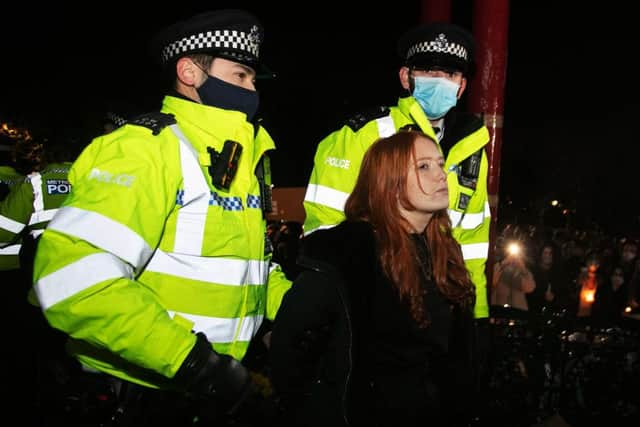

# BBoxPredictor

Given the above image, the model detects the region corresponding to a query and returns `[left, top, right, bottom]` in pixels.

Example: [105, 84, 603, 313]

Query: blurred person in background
[491, 240, 536, 312]
[592, 264, 631, 326]
[527, 241, 568, 315]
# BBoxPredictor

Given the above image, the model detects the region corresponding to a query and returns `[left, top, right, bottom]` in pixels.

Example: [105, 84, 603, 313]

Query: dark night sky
[2, 1, 639, 235]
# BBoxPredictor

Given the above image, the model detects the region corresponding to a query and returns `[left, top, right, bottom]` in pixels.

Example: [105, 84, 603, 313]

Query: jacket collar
[397, 96, 437, 141]
[161, 95, 275, 164]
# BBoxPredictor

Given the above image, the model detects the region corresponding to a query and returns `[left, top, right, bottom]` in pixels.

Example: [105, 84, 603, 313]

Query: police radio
[207, 140, 242, 190]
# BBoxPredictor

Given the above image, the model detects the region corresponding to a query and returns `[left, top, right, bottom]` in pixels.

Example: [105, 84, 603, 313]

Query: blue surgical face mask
[196, 75, 259, 122]
[412, 76, 460, 119]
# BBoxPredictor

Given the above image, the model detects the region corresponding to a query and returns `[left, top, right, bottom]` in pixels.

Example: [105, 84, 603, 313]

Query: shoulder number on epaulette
[128, 112, 177, 135]
[346, 106, 390, 132]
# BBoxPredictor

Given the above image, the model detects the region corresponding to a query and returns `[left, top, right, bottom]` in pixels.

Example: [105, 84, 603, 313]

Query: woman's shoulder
[303, 220, 374, 249]
[299, 220, 376, 271]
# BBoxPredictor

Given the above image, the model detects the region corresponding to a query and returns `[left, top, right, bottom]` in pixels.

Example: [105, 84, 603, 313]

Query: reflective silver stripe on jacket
[168, 311, 264, 343]
[0, 214, 25, 234]
[375, 116, 396, 138]
[460, 242, 489, 260]
[145, 249, 268, 286]
[448, 201, 491, 229]
[304, 184, 349, 212]
[47, 206, 153, 271]
[169, 124, 210, 255]
[35, 252, 134, 310]
[0, 243, 21, 255]
[27, 172, 59, 226]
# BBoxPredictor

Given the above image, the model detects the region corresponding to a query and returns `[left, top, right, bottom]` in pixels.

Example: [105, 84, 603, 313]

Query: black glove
[174, 332, 254, 415]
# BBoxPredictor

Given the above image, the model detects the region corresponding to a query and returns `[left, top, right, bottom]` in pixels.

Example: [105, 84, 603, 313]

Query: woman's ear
[176, 57, 201, 87]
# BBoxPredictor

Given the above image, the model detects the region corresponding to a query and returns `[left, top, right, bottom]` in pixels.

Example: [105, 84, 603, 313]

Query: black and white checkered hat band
[406, 40, 468, 61]
[161, 29, 259, 63]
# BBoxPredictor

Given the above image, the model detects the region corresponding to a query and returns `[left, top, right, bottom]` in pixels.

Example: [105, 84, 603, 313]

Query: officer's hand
[174, 332, 254, 415]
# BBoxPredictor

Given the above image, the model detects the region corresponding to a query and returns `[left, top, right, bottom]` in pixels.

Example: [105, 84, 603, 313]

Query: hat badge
[434, 33, 449, 50]
[248, 25, 261, 45]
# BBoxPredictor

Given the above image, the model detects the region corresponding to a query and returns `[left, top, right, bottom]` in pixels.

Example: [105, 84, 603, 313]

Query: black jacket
[270, 221, 477, 427]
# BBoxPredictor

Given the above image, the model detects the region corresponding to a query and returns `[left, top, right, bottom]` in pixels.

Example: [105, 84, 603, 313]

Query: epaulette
[127, 112, 177, 135]
[345, 106, 390, 132]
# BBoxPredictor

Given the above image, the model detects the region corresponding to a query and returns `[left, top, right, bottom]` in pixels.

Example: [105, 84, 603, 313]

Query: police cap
[152, 9, 267, 74]
[397, 22, 474, 75]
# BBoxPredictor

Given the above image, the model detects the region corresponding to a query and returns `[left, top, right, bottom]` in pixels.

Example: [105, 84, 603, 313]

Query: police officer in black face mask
[31, 9, 291, 427]
[151, 9, 273, 123]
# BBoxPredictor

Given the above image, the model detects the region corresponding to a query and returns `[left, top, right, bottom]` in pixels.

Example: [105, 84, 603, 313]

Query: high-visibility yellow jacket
[33, 96, 292, 388]
[0, 165, 25, 270]
[0, 162, 72, 241]
[304, 96, 491, 318]
[0, 162, 72, 304]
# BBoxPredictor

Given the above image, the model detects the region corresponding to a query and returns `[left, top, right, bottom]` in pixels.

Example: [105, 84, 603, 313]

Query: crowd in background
[493, 224, 640, 324]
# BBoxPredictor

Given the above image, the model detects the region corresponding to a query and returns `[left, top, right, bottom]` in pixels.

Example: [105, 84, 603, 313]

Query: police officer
[33, 9, 291, 426]
[0, 138, 25, 271]
[1, 135, 45, 276]
[1, 136, 76, 420]
[0, 137, 74, 287]
[304, 22, 490, 319]
[302, 22, 491, 420]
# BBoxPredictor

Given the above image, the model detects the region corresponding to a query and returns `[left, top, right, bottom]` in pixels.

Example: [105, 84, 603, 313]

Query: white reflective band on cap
[47, 206, 153, 270]
[0, 214, 26, 234]
[375, 116, 396, 138]
[304, 184, 349, 212]
[161, 28, 261, 64]
[407, 38, 468, 61]
[146, 249, 268, 286]
[461, 242, 489, 260]
[29, 208, 58, 226]
[0, 243, 21, 255]
[170, 125, 211, 256]
[35, 252, 134, 310]
[169, 311, 263, 344]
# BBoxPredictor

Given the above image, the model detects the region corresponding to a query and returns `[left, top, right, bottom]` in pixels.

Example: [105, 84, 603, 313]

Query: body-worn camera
[207, 140, 242, 190]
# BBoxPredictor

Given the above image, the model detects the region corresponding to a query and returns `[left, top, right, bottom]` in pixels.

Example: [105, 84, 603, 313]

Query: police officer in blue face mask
[303, 21, 491, 423]
[397, 23, 475, 123]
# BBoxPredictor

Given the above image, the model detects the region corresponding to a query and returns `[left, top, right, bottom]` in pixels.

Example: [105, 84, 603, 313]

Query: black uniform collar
[167, 89, 195, 103]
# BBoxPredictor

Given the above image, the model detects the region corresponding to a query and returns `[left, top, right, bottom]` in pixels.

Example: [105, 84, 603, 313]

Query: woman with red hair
[270, 130, 477, 426]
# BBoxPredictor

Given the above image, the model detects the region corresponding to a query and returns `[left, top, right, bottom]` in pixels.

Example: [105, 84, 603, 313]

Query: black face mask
[196, 75, 259, 122]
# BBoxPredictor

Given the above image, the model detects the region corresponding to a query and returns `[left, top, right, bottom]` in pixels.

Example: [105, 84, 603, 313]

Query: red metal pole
[419, 0, 452, 22]
[468, 0, 510, 286]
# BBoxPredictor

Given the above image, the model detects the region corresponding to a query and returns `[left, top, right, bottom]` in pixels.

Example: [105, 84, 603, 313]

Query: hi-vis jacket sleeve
[0, 180, 32, 243]
[33, 133, 195, 379]
[266, 262, 292, 321]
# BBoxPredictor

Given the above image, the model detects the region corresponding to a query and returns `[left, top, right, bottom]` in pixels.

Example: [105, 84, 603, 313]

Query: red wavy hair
[344, 130, 474, 326]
